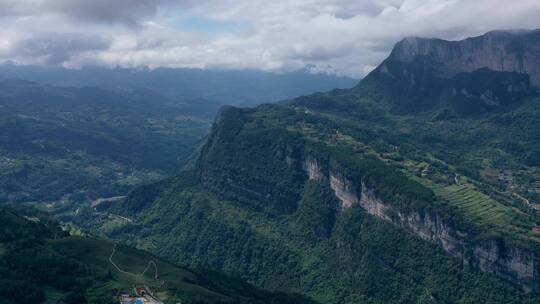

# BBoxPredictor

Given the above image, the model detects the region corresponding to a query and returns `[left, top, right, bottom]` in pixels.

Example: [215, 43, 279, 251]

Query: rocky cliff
[384, 29, 540, 87]
[303, 157, 540, 292]
[360, 30, 539, 113]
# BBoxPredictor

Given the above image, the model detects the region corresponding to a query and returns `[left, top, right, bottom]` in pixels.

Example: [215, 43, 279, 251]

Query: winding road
[108, 243, 161, 280]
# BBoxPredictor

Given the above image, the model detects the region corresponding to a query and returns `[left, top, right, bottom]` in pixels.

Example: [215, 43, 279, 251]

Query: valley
[73, 29, 540, 303]
[1, 5, 540, 302]
[0, 70, 354, 212]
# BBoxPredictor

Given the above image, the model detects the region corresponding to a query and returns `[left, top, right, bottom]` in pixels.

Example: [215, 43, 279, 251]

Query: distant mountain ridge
[0, 64, 358, 107]
[0, 78, 210, 205]
[384, 29, 540, 86]
[0, 60, 359, 207]
[361, 29, 540, 114]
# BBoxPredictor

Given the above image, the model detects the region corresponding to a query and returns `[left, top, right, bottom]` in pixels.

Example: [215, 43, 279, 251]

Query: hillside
[0, 66, 356, 210]
[0, 79, 210, 206]
[77, 29, 540, 303]
[362, 29, 539, 113]
[0, 206, 316, 304]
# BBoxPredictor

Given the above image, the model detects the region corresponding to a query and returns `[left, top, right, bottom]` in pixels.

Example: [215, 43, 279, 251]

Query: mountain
[0, 206, 317, 304]
[0, 79, 209, 205]
[0, 64, 358, 107]
[80, 29, 540, 303]
[0, 65, 356, 208]
[363, 29, 540, 113]
[387, 30, 540, 86]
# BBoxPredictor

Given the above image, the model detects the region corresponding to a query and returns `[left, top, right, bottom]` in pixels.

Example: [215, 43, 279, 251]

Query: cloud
[1, 0, 540, 77]
[47, 0, 161, 27]
[0, 0, 40, 17]
[0, 0, 168, 26]
[10, 33, 110, 65]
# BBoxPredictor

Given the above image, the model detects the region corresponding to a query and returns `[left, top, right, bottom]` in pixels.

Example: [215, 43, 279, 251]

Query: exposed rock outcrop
[304, 158, 325, 182]
[302, 158, 540, 292]
[361, 29, 540, 114]
[329, 173, 358, 209]
[386, 29, 540, 87]
[472, 240, 538, 293]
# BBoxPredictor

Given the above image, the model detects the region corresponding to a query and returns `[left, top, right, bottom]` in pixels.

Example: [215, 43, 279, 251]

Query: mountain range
[74, 29, 540, 304]
[0, 67, 354, 209]
[0, 64, 357, 107]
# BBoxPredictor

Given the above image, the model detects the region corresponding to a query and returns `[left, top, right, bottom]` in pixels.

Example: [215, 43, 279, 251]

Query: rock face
[304, 158, 325, 181]
[329, 173, 358, 209]
[362, 29, 539, 113]
[302, 158, 540, 293]
[385, 29, 540, 87]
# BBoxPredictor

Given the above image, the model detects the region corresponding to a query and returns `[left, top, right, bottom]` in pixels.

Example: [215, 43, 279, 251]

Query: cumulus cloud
[0, 0, 168, 26]
[47, 0, 162, 27]
[0, 1, 39, 17]
[1, 0, 540, 77]
[11, 33, 110, 65]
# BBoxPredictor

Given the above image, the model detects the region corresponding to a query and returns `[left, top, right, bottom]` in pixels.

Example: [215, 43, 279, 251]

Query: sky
[0, 0, 540, 78]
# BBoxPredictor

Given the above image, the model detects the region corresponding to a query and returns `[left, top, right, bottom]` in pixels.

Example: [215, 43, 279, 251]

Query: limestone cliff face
[472, 241, 538, 292]
[358, 181, 390, 220]
[304, 158, 325, 182]
[329, 173, 358, 209]
[384, 29, 540, 87]
[302, 158, 540, 292]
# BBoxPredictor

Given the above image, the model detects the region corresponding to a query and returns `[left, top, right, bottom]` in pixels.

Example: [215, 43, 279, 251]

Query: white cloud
[0, 0, 540, 77]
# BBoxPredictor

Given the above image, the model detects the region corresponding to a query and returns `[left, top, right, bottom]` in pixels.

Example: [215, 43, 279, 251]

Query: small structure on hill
[118, 286, 163, 304]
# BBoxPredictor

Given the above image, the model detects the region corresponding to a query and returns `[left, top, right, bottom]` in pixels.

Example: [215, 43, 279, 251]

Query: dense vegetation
[0, 79, 210, 206]
[0, 206, 317, 304]
[82, 172, 540, 304]
[0, 66, 355, 209]
[290, 71, 540, 248]
[35, 31, 540, 303]
[78, 88, 540, 303]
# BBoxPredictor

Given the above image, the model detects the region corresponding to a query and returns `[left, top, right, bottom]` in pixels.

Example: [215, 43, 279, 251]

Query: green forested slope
[87, 172, 540, 304]
[0, 207, 316, 304]
[0, 79, 210, 206]
[79, 98, 540, 303]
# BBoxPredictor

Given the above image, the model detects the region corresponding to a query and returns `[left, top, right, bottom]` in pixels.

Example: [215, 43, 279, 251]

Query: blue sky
[1, 0, 540, 77]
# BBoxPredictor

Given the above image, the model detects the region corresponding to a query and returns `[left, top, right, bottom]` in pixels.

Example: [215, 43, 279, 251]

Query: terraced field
[295, 114, 540, 247]
[428, 182, 540, 243]
[439, 185, 519, 227]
